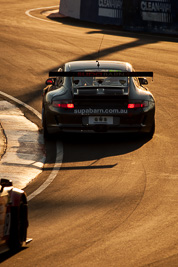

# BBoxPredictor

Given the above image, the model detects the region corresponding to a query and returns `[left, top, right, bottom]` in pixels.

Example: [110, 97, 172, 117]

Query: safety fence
[59, 0, 178, 35]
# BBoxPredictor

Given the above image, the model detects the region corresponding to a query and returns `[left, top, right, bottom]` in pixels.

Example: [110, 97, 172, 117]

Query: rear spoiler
[49, 71, 153, 78]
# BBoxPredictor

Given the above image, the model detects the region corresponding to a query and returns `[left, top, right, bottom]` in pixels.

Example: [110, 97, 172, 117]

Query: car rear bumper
[47, 122, 153, 134]
[44, 105, 155, 135]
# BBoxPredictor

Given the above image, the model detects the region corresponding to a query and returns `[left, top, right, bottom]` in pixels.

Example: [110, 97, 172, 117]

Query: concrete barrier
[123, 0, 178, 34]
[59, 0, 178, 35]
[59, 0, 81, 19]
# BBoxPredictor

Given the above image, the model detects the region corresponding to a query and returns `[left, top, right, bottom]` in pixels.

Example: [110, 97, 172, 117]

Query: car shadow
[0, 247, 28, 263]
[63, 132, 149, 163]
[42, 132, 151, 172]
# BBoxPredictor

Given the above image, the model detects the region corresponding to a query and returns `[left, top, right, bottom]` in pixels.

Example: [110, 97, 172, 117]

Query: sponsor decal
[74, 108, 128, 115]
[141, 0, 172, 23]
[99, 0, 122, 8]
[98, 0, 122, 18]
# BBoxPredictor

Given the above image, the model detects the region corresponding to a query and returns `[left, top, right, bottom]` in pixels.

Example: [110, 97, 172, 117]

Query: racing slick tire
[42, 107, 51, 140]
[9, 199, 28, 251]
[43, 122, 51, 140]
[42, 107, 63, 140]
[145, 119, 155, 139]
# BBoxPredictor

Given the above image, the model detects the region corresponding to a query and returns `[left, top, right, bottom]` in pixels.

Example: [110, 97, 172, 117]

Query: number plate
[88, 116, 113, 125]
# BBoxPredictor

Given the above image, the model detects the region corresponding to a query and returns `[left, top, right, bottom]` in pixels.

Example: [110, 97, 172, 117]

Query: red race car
[0, 179, 30, 254]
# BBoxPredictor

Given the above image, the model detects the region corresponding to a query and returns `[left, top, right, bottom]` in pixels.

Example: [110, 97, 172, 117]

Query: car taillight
[52, 101, 74, 109]
[128, 101, 148, 109]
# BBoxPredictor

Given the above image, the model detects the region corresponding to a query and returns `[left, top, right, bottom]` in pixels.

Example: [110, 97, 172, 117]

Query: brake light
[128, 103, 143, 108]
[128, 101, 148, 109]
[52, 101, 74, 109]
[66, 103, 74, 108]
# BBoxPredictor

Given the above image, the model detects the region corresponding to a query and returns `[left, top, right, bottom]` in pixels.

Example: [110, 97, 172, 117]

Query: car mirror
[139, 77, 148, 85]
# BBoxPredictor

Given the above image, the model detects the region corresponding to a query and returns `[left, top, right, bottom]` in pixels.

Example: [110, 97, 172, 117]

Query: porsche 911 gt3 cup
[42, 60, 155, 138]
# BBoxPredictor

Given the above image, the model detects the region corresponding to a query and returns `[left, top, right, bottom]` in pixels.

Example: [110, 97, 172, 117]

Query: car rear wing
[49, 71, 153, 79]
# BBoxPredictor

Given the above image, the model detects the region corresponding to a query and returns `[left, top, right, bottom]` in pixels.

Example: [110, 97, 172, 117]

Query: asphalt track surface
[0, 0, 178, 266]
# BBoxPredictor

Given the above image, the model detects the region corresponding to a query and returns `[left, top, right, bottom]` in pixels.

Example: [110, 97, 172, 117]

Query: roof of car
[65, 60, 132, 72]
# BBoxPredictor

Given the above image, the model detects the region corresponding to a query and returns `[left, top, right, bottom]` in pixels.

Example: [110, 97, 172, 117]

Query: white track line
[0, 91, 41, 119]
[25, 5, 59, 24]
[27, 141, 63, 201]
[0, 91, 63, 201]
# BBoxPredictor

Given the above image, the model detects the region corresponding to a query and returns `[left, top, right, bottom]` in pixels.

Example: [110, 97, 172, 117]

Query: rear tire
[149, 120, 155, 138]
[43, 123, 51, 140]
[42, 107, 51, 140]
[145, 120, 155, 139]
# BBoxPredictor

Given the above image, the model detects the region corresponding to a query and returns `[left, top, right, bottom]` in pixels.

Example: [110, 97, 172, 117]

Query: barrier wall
[59, 0, 81, 19]
[80, 0, 123, 26]
[123, 0, 178, 34]
[59, 0, 178, 35]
